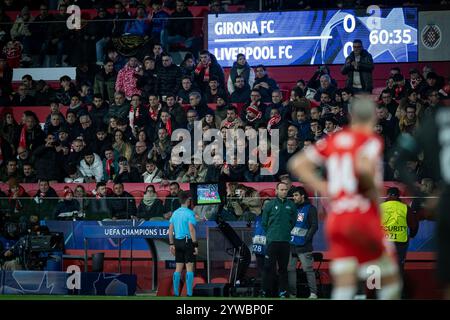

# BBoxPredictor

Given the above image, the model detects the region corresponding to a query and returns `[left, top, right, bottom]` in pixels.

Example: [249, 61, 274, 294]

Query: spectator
[115, 57, 142, 100]
[267, 107, 287, 142]
[0, 159, 22, 182]
[244, 159, 275, 182]
[220, 105, 244, 129]
[177, 76, 196, 104]
[86, 182, 110, 220]
[90, 95, 110, 129]
[44, 113, 62, 137]
[230, 75, 251, 104]
[194, 50, 225, 93]
[66, 138, 85, 171]
[313, 74, 337, 102]
[136, 56, 158, 98]
[293, 108, 311, 141]
[53, 187, 80, 220]
[0, 112, 20, 151]
[244, 104, 264, 129]
[253, 65, 279, 103]
[157, 53, 182, 97]
[205, 76, 227, 103]
[188, 91, 212, 119]
[30, 180, 59, 220]
[341, 39, 374, 93]
[73, 184, 89, 214]
[399, 104, 418, 136]
[107, 47, 127, 72]
[111, 1, 130, 37]
[137, 185, 165, 220]
[341, 87, 354, 113]
[64, 164, 85, 183]
[107, 182, 137, 219]
[22, 163, 37, 183]
[16, 146, 32, 171]
[102, 147, 119, 182]
[376, 104, 399, 143]
[112, 129, 133, 161]
[44, 3, 70, 67]
[105, 91, 130, 124]
[241, 89, 264, 120]
[34, 80, 55, 105]
[43, 102, 65, 134]
[32, 134, 63, 182]
[393, 74, 407, 100]
[11, 84, 35, 105]
[64, 111, 81, 142]
[55, 75, 77, 106]
[379, 89, 399, 116]
[227, 53, 255, 94]
[163, 0, 194, 52]
[114, 156, 141, 183]
[163, 182, 181, 220]
[164, 94, 187, 126]
[93, 60, 117, 102]
[5, 181, 31, 222]
[79, 149, 103, 183]
[123, 4, 151, 37]
[323, 116, 342, 135]
[265, 89, 286, 121]
[162, 158, 185, 181]
[149, 127, 171, 168]
[10, 6, 33, 64]
[279, 138, 300, 175]
[90, 7, 113, 66]
[214, 95, 229, 125]
[307, 65, 337, 90]
[149, 0, 169, 45]
[180, 53, 196, 79]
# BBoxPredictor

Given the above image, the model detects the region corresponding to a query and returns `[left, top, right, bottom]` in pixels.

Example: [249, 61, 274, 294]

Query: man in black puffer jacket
[106, 182, 137, 219]
[156, 53, 182, 97]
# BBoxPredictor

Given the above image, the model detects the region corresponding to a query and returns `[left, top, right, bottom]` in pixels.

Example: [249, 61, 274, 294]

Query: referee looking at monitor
[168, 191, 198, 297]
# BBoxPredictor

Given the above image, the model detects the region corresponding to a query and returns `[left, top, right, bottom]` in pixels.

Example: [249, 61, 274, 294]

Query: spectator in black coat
[30, 180, 59, 220]
[253, 65, 279, 103]
[164, 94, 187, 126]
[205, 76, 227, 103]
[244, 160, 275, 182]
[137, 185, 165, 220]
[107, 182, 137, 219]
[230, 76, 252, 103]
[33, 134, 64, 182]
[11, 85, 36, 106]
[114, 156, 142, 183]
[188, 91, 213, 119]
[86, 182, 111, 220]
[136, 56, 158, 99]
[194, 50, 225, 93]
[177, 76, 197, 104]
[162, 182, 182, 220]
[156, 53, 182, 97]
[22, 112, 46, 154]
[90, 94, 110, 129]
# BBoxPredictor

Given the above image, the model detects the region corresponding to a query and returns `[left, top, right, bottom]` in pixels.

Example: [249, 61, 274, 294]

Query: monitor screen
[208, 7, 418, 66]
[191, 183, 226, 206]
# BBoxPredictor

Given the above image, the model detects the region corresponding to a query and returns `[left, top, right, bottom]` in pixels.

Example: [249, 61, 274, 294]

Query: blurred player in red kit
[288, 96, 401, 299]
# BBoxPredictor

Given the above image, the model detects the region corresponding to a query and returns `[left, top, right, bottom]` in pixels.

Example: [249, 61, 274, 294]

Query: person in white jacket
[142, 160, 162, 183]
[79, 149, 104, 182]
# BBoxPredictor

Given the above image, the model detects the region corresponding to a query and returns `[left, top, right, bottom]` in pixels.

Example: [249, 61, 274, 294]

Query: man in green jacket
[262, 182, 297, 298]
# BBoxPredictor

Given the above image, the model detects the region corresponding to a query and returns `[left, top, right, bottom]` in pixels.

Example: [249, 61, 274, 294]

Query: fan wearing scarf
[6, 181, 31, 222]
[227, 53, 255, 94]
[245, 105, 264, 129]
[194, 50, 225, 93]
[129, 94, 149, 134]
[220, 105, 244, 129]
[137, 185, 165, 220]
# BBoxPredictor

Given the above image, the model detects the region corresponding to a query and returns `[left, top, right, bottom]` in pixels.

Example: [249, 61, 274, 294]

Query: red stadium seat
[156, 189, 171, 200]
[129, 190, 144, 205]
[259, 188, 275, 200]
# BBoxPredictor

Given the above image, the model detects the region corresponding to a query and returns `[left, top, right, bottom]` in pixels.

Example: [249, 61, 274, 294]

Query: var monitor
[208, 7, 418, 67]
[190, 183, 226, 206]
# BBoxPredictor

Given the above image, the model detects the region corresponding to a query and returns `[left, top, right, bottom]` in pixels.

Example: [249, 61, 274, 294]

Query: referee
[168, 191, 198, 297]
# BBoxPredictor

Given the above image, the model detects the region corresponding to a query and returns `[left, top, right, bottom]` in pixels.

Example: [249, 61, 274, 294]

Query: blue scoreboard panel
[208, 7, 418, 67]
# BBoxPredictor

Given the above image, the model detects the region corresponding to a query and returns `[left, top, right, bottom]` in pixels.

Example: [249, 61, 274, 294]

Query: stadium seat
[259, 188, 275, 200]
[156, 189, 171, 200]
[129, 190, 144, 205]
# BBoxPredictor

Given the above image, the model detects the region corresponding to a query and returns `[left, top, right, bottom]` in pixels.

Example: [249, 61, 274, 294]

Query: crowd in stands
[0, 0, 449, 229]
